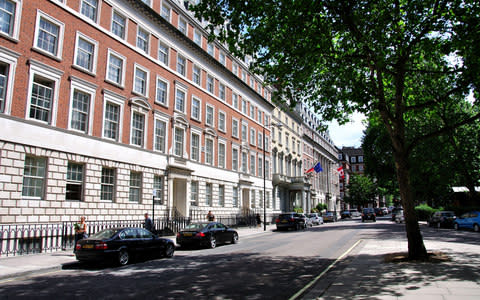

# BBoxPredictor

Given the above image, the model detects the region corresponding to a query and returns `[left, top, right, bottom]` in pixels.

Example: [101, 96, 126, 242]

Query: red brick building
[0, 0, 276, 224]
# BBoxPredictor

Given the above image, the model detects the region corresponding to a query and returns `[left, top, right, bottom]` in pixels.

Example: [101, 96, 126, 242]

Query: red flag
[337, 166, 345, 179]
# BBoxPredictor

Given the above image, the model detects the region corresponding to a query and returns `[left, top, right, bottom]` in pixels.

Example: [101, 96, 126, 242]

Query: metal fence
[0, 216, 189, 257]
[0, 212, 272, 257]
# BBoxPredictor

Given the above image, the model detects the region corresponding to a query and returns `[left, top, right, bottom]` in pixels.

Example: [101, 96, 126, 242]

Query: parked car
[75, 227, 175, 266]
[362, 208, 376, 222]
[395, 210, 405, 223]
[374, 208, 383, 216]
[275, 212, 308, 230]
[176, 222, 238, 248]
[428, 211, 456, 228]
[380, 207, 389, 215]
[340, 211, 352, 219]
[307, 213, 324, 225]
[349, 210, 361, 218]
[323, 212, 336, 222]
[388, 206, 395, 213]
[391, 207, 403, 221]
[453, 211, 480, 232]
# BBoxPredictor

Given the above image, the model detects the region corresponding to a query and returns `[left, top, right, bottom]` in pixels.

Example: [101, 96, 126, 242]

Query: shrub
[316, 203, 327, 212]
[293, 206, 303, 213]
[415, 204, 439, 221]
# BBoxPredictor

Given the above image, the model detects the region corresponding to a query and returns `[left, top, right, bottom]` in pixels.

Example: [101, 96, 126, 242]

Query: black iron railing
[0, 216, 190, 257]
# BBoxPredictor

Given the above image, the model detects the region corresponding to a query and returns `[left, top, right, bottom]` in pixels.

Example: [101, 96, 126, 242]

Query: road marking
[288, 239, 363, 300]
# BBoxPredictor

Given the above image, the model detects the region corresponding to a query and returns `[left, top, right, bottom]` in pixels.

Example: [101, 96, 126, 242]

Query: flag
[306, 162, 323, 174]
[337, 166, 345, 179]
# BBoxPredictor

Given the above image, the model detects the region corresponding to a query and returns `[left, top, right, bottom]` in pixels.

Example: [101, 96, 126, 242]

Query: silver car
[307, 213, 324, 225]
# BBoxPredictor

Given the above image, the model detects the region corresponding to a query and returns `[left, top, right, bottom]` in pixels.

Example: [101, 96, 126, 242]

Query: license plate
[83, 244, 94, 249]
[281, 220, 288, 223]
[183, 233, 193, 237]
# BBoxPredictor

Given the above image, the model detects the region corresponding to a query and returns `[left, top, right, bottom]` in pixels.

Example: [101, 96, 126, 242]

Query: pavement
[1, 223, 480, 300]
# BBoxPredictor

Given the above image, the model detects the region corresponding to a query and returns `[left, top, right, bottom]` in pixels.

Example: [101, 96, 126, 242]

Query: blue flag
[314, 162, 323, 173]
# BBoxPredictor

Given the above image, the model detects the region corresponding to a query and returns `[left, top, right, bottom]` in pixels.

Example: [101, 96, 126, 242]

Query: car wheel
[118, 249, 129, 266]
[231, 232, 239, 244]
[454, 223, 459, 230]
[163, 243, 175, 258]
[474, 224, 479, 232]
[373, 218, 376, 222]
[209, 236, 217, 249]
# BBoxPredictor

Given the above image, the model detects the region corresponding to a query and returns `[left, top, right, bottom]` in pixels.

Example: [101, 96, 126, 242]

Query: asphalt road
[0, 218, 404, 299]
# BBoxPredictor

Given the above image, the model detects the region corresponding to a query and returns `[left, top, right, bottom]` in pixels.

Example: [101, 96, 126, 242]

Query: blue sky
[327, 112, 366, 148]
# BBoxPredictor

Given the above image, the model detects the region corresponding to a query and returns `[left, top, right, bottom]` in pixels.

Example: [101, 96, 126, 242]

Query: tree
[190, 0, 480, 259]
[343, 175, 378, 207]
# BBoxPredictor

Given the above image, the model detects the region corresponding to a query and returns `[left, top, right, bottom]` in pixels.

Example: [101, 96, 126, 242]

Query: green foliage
[344, 175, 378, 206]
[293, 206, 303, 213]
[315, 203, 327, 212]
[190, 0, 480, 258]
[414, 204, 441, 221]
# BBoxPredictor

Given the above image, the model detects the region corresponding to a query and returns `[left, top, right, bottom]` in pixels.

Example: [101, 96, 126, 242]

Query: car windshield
[307, 214, 316, 218]
[441, 212, 455, 217]
[90, 228, 119, 239]
[183, 223, 208, 231]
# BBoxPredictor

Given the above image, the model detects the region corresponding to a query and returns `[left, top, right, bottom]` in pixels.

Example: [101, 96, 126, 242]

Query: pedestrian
[206, 210, 215, 222]
[74, 216, 87, 252]
[256, 213, 261, 227]
[144, 213, 153, 232]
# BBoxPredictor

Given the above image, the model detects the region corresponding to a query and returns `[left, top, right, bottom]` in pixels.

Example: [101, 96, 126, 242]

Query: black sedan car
[362, 208, 376, 222]
[75, 227, 175, 265]
[176, 222, 238, 249]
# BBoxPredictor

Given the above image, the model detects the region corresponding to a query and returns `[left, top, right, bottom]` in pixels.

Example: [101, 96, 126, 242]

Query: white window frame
[250, 128, 256, 146]
[155, 76, 169, 107]
[26, 60, 63, 125]
[241, 123, 247, 141]
[206, 74, 214, 93]
[191, 96, 201, 121]
[205, 104, 214, 127]
[102, 91, 124, 142]
[218, 110, 226, 133]
[232, 63, 238, 76]
[219, 184, 225, 207]
[241, 99, 247, 114]
[111, 10, 127, 40]
[80, 0, 99, 23]
[68, 77, 96, 134]
[207, 43, 214, 56]
[193, 29, 202, 46]
[190, 129, 201, 162]
[160, 3, 170, 21]
[136, 26, 149, 54]
[219, 51, 226, 66]
[205, 136, 214, 165]
[100, 167, 116, 202]
[174, 84, 187, 114]
[177, 54, 186, 76]
[192, 65, 201, 86]
[22, 155, 46, 199]
[250, 153, 256, 176]
[232, 118, 239, 138]
[232, 147, 239, 171]
[174, 126, 185, 157]
[133, 63, 149, 97]
[218, 82, 226, 101]
[0, 0, 22, 40]
[232, 93, 238, 110]
[258, 132, 263, 150]
[129, 171, 142, 203]
[153, 113, 169, 153]
[33, 10, 65, 60]
[178, 16, 187, 35]
[106, 49, 126, 87]
[130, 110, 147, 148]
[0, 46, 19, 115]
[218, 140, 226, 168]
[73, 32, 98, 74]
[158, 41, 169, 66]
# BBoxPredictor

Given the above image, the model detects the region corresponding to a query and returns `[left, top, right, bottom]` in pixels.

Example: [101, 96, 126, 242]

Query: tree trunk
[394, 149, 428, 260]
